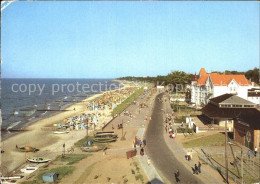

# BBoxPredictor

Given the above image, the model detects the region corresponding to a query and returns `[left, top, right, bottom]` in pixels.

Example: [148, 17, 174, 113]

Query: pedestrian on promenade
[192, 167, 196, 175]
[186, 151, 190, 161]
[112, 124, 114, 130]
[134, 142, 136, 149]
[165, 125, 168, 133]
[170, 132, 173, 138]
[143, 139, 146, 147]
[195, 164, 199, 175]
[175, 169, 180, 182]
[247, 150, 251, 159]
[135, 136, 138, 144]
[198, 162, 201, 173]
[190, 150, 193, 160]
[140, 147, 144, 156]
[139, 140, 142, 147]
[255, 147, 258, 157]
[147, 158, 151, 165]
[169, 127, 172, 133]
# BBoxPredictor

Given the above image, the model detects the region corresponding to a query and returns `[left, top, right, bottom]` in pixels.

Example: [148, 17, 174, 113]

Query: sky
[1, 1, 259, 78]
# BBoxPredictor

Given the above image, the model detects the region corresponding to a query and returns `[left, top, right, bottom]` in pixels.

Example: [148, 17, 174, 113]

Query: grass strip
[112, 87, 144, 116]
[183, 133, 225, 148]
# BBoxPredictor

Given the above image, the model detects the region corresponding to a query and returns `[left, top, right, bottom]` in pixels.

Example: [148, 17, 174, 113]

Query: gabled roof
[196, 74, 209, 86]
[210, 94, 234, 104]
[220, 95, 256, 106]
[210, 94, 256, 106]
[199, 68, 207, 76]
[194, 68, 253, 87]
[210, 73, 251, 86]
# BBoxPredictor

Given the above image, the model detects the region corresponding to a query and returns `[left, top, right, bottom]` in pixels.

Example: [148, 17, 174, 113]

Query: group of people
[58, 112, 102, 130]
[124, 110, 132, 117]
[247, 146, 258, 158]
[133, 136, 146, 156]
[192, 162, 202, 175]
[87, 87, 136, 111]
[165, 113, 176, 139]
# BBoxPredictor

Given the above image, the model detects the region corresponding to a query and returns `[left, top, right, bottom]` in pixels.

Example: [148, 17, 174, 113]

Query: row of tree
[117, 67, 259, 86]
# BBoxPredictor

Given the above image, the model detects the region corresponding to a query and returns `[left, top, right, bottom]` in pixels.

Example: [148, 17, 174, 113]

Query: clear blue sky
[1, 1, 259, 78]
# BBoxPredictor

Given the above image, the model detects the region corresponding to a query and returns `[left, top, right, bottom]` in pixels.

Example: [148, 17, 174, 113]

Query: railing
[199, 150, 260, 184]
[199, 151, 241, 184]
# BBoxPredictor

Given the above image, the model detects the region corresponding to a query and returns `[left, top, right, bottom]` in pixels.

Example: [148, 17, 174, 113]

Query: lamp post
[225, 121, 229, 184]
[84, 120, 89, 146]
[122, 119, 124, 137]
[228, 141, 243, 184]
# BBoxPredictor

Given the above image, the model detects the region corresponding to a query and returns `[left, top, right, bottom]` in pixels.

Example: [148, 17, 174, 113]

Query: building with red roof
[191, 68, 260, 106]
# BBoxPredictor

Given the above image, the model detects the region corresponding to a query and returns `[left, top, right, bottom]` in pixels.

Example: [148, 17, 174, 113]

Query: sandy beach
[1, 80, 134, 175]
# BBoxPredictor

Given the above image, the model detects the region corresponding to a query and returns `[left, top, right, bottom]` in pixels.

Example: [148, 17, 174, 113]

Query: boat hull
[27, 157, 51, 163]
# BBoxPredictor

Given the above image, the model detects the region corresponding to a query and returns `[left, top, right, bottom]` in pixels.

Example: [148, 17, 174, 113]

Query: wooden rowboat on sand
[27, 157, 51, 163]
[93, 137, 117, 143]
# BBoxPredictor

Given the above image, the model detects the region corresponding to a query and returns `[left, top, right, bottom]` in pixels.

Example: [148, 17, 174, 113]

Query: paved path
[145, 93, 203, 184]
[162, 93, 225, 184]
[135, 127, 164, 184]
[137, 155, 164, 184]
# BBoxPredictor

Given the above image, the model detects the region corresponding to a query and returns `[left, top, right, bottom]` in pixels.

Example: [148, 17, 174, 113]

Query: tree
[245, 68, 259, 84]
[167, 71, 190, 85]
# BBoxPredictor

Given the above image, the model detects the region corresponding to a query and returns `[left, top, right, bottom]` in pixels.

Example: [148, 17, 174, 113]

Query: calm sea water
[1, 79, 122, 139]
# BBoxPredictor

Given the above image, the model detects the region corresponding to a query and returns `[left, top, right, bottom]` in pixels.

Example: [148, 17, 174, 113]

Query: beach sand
[1, 81, 132, 175]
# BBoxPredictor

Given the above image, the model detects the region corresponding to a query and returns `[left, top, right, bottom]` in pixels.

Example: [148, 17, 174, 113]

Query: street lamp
[228, 142, 243, 184]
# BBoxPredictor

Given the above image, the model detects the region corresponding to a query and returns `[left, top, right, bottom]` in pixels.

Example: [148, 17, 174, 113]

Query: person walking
[192, 167, 196, 175]
[175, 169, 180, 182]
[247, 150, 251, 159]
[198, 162, 201, 173]
[195, 164, 199, 175]
[143, 139, 146, 147]
[139, 140, 142, 148]
[140, 147, 144, 156]
[254, 147, 258, 157]
[190, 150, 193, 160]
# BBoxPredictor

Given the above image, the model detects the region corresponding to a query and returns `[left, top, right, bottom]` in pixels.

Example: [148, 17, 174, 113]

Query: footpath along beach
[0, 80, 137, 176]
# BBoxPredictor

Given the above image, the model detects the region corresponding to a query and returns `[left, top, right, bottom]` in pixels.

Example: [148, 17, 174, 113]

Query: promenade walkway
[162, 92, 225, 183]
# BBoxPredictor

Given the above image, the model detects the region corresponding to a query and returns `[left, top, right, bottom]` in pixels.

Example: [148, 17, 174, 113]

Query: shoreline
[1, 80, 124, 141]
[0, 80, 131, 175]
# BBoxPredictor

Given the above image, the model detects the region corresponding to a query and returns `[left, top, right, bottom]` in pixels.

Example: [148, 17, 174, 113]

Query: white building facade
[191, 68, 260, 107]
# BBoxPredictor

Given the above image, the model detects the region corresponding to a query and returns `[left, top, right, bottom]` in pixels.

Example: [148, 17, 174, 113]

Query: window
[244, 105, 254, 107]
[234, 105, 242, 108]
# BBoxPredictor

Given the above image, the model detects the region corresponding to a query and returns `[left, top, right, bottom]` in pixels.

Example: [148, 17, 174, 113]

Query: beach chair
[57, 123, 64, 129]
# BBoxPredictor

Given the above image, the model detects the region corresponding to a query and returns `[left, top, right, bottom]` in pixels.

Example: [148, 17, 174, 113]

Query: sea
[0, 78, 123, 140]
